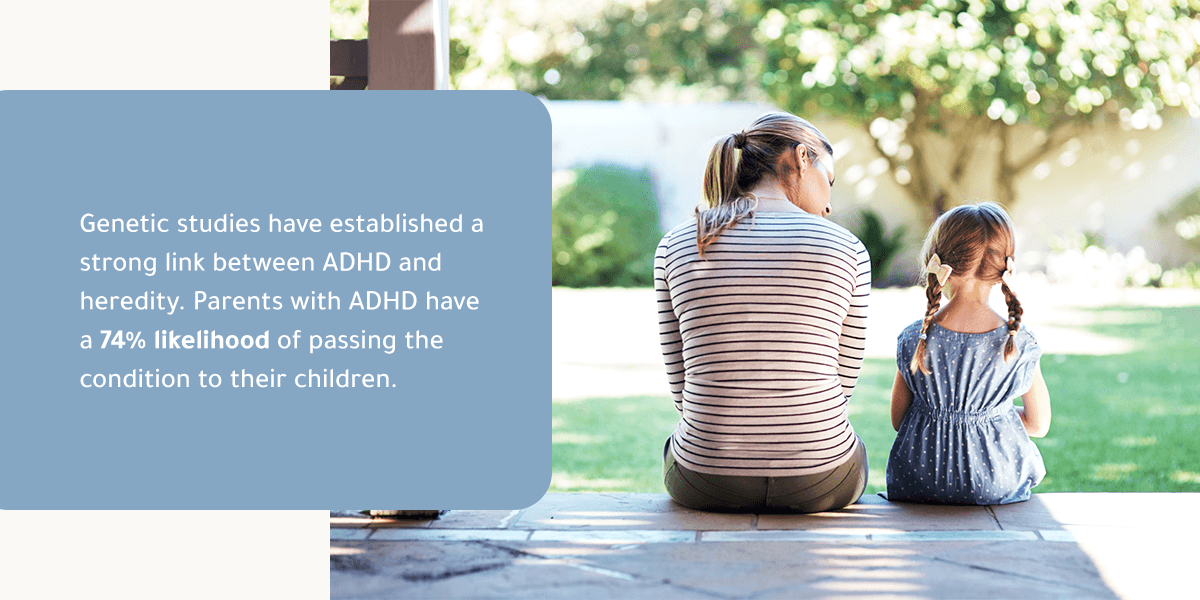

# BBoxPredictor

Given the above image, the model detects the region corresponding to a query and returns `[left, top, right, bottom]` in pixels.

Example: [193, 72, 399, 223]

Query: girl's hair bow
[1002, 256, 1015, 286]
[925, 254, 953, 286]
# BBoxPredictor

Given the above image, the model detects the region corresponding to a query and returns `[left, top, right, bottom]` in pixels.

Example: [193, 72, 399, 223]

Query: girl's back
[886, 320, 1045, 504]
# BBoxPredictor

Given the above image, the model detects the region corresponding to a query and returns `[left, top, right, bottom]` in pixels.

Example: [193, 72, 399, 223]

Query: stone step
[331, 493, 1199, 600]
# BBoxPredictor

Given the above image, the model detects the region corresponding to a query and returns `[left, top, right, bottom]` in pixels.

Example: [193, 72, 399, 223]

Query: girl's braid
[909, 273, 944, 375]
[1000, 280, 1023, 362]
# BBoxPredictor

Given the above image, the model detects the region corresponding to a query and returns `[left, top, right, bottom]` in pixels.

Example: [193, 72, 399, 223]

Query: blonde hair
[697, 112, 833, 256]
[910, 202, 1023, 374]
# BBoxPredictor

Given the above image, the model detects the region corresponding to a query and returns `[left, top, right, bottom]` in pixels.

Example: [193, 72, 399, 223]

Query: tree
[442, 0, 1199, 220]
[449, 0, 765, 101]
[755, 0, 1200, 220]
[330, 0, 368, 39]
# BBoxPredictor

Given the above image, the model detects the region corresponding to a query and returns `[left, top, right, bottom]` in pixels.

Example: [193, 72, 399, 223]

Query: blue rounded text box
[0, 91, 551, 509]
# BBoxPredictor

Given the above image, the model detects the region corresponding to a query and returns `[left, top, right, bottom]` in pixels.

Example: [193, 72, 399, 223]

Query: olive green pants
[663, 436, 868, 513]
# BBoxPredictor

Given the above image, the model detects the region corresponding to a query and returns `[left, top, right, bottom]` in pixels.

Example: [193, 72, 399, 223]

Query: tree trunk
[865, 124, 940, 224]
[995, 124, 1016, 207]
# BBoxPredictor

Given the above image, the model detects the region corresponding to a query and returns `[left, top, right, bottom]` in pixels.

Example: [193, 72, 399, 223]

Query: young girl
[886, 202, 1051, 505]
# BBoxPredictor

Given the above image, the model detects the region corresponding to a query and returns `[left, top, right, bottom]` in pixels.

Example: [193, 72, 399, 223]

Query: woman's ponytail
[697, 133, 756, 257]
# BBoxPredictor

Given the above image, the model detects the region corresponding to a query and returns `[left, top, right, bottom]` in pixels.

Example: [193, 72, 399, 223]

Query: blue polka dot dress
[886, 320, 1046, 505]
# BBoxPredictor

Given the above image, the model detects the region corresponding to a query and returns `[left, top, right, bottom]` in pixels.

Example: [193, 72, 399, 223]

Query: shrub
[849, 209, 907, 286]
[552, 164, 661, 287]
[1158, 186, 1200, 255]
[1045, 231, 1166, 288]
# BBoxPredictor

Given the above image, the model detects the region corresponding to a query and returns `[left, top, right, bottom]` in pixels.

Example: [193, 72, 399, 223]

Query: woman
[655, 112, 871, 513]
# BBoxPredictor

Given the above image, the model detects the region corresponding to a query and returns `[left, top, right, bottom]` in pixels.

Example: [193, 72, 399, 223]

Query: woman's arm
[655, 239, 685, 412]
[890, 371, 912, 431]
[836, 241, 871, 401]
[1017, 360, 1051, 437]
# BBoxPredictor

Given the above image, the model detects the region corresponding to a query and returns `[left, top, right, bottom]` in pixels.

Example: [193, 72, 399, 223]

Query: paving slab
[330, 513, 372, 529]
[333, 540, 713, 600]
[528, 530, 696, 544]
[330, 528, 370, 541]
[702, 530, 869, 542]
[1050, 525, 1194, 600]
[505, 541, 655, 560]
[929, 539, 1115, 596]
[561, 540, 850, 598]
[769, 555, 1118, 600]
[332, 535, 1126, 599]
[1039, 529, 1077, 542]
[334, 493, 1200, 599]
[430, 509, 524, 530]
[363, 518, 436, 529]
[512, 493, 756, 531]
[329, 540, 367, 557]
[757, 493, 1003, 532]
[992, 492, 1200, 531]
[370, 529, 531, 542]
[512, 540, 1093, 600]
[330, 539, 516, 599]
[988, 495, 1064, 531]
[869, 530, 1037, 541]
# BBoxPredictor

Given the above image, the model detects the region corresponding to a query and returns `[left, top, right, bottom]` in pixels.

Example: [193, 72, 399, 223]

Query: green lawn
[551, 306, 1200, 494]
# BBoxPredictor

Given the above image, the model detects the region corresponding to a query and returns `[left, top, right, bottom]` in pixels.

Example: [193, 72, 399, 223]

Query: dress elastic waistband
[911, 402, 1012, 423]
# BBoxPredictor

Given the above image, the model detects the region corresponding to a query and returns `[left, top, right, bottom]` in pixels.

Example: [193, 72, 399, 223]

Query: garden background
[333, 0, 1200, 495]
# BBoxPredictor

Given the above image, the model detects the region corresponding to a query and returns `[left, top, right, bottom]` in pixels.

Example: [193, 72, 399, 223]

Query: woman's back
[656, 212, 870, 476]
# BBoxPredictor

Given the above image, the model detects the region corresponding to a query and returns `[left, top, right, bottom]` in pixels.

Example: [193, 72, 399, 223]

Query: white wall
[546, 100, 1200, 272]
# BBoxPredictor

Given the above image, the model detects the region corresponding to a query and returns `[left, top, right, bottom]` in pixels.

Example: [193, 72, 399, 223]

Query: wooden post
[368, 0, 439, 90]
[329, 40, 368, 90]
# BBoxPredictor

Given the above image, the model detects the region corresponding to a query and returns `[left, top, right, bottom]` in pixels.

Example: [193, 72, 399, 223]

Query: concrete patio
[331, 492, 1198, 599]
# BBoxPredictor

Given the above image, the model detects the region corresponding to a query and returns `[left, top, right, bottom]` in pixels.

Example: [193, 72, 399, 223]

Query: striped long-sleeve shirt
[655, 212, 871, 476]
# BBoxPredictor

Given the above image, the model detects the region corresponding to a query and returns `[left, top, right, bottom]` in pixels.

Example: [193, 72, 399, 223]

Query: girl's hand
[890, 370, 913, 431]
[1018, 361, 1052, 437]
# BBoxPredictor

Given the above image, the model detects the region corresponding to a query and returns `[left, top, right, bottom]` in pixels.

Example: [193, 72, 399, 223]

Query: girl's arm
[1017, 360, 1052, 437]
[890, 370, 912, 431]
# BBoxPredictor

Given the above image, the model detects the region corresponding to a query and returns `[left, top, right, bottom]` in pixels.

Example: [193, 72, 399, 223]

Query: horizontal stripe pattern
[656, 212, 871, 476]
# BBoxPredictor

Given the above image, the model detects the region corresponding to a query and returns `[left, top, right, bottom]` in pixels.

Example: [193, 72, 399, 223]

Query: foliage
[1045, 228, 1200, 288]
[341, 0, 1200, 223]
[330, 0, 367, 40]
[440, 0, 1200, 221]
[552, 165, 661, 287]
[1159, 262, 1200, 287]
[449, 0, 766, 101]
[1047, 229, 1107, 252]
[1045, 230, 1167, 287]
[1157, 185, 1200, 254]
[755, 0, 1200, 220]
[850, 209, 908, 285]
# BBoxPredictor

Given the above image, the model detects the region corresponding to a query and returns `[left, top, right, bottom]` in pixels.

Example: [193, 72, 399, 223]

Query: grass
[551, 305, 1200, 495]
